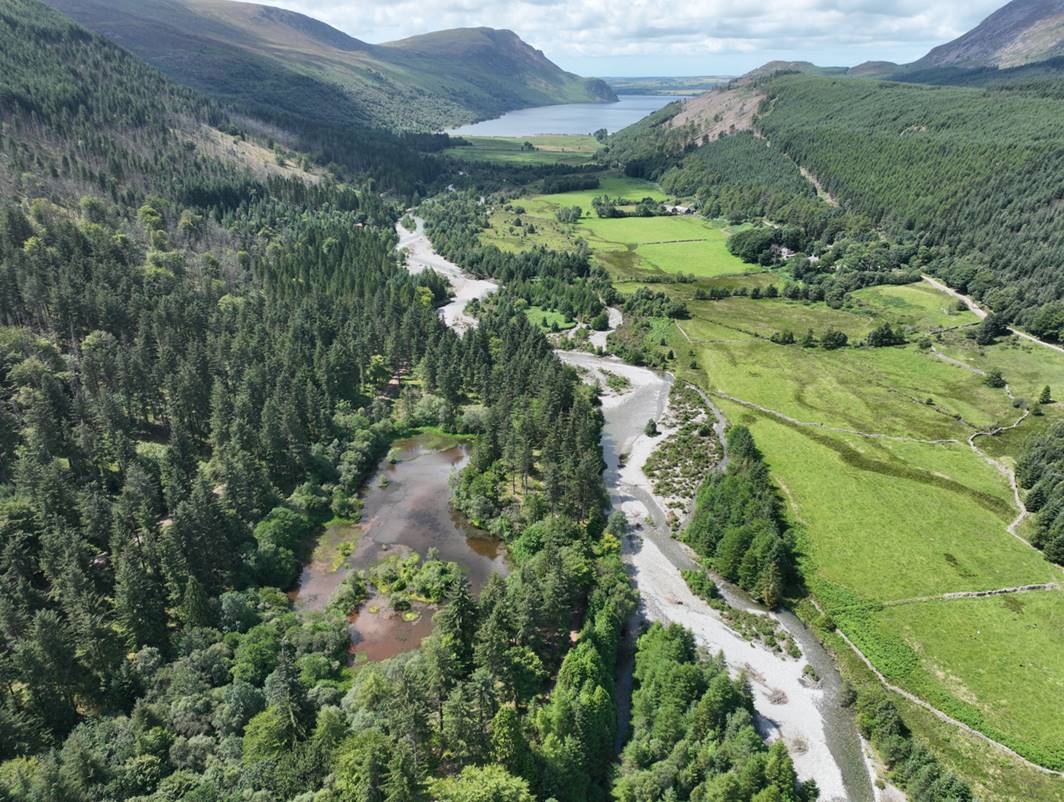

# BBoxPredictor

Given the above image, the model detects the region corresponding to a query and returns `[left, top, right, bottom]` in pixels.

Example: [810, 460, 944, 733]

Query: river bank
[398, 217, 875, 800]
[397, 216, 498, 331]
[557, 340, 872, 802]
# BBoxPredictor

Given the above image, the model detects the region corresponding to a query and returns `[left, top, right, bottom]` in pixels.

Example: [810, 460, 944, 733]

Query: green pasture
[687, 296, 877, 341]
[489, 172, 1064, 776]
[483, 176, 754, 280]
[810, 602, 1064, 802]
[709, 401, 1053, 603]
[687, 336, 1014, 439]
[524, 306, 576, 331]
[872, 590, 1064, 770]
[582, 217, 755, 278]
[851, 282, 980, 331]
[667, 282, 1064, 771]
[933, 328, 1064, 402]
[441, 134, 600, 165]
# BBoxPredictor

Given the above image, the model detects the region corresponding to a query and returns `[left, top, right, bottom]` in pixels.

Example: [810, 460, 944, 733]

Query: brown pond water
[292, 433, 507, 661]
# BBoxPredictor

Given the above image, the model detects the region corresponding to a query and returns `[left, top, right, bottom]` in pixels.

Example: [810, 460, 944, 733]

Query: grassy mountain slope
[44, 0, 615, 132]
[912, 0, 1064, 68]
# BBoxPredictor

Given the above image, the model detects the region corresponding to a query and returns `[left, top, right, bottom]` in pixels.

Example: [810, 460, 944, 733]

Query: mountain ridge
[43, 0, 616, 132]
[912, 0, 1064, 68]
[735, 0, 1064, 80]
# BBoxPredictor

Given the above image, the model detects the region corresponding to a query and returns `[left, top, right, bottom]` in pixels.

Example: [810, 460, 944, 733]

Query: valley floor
[400, 215, 877, 800]
[470, 169, 1064, 801]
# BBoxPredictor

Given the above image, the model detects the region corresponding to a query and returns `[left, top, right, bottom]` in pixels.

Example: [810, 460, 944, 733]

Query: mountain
[736, 1, 1064, 78]
[847, 60, 899, 77]
[43, 0, 615, 132]
[911, 0, 1064, 68]
[0, 0, 294, 207]
[740, 60, 848, 80]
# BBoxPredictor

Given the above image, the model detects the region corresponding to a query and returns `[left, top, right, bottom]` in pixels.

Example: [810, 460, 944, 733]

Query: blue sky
[264, 0, 1010, 75]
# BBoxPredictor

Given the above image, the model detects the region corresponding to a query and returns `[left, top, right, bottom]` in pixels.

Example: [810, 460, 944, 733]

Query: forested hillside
[756, 75, 1064, 330]
[0, 3, 675, 800]
[0, 0, 438, 198]
[609, 70, 1064, 334]
[45, 0, 615, 133]
[0, 0, 252, 207]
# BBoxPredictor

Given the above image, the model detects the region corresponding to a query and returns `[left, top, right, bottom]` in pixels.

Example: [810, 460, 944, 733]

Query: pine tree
[161, 418, 197, 512]
[435, 578, 478, 675]
[179, 575, 214, 629]
[113, 549, 168, 649]
[490, 705, 533, 782]
[264, 642, 308, 737]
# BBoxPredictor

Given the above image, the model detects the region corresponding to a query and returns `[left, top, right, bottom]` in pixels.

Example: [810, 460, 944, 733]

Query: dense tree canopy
[614, 623, 817, 802]
[683, 426, 794, 607]
[1017, 420, 1064, 564]
[757, 75, 1064, 331]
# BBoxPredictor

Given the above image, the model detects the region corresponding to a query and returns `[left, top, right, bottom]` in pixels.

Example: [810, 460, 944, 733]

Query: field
[606, 76, 730, 95]
[851, 283, 980, 331]
[707, 398, 1050, 599]
[441, 134, 601, 165]
[933, 327, 1064, 402]
[808, 600, 1064, 802]
[669, 296, 1064, 776]
[869, 590, 1064, 770]
[484, 177, 755, 280]
[683, 296, 878, 342]
[485, 170, 1064, 789]
[524, 305, 576, 331]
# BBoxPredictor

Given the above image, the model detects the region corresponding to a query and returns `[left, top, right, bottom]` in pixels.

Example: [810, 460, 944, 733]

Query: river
[398, 211, 876, 798]
[556, 346, 874, 801]
[445, 94, 687, 137]
[398, 217, 498, 332]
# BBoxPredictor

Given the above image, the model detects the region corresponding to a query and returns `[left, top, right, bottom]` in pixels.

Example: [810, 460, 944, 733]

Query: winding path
[707, 339, 1064, 773]
[922, 274, 1064, 356]
[928, 343, 1038, 547]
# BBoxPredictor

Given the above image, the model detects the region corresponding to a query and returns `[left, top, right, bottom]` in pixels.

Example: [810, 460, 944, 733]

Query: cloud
[255, 0, 1009, 70]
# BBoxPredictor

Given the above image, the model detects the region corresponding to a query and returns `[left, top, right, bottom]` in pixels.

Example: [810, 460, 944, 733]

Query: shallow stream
[393, 204, 874, 799]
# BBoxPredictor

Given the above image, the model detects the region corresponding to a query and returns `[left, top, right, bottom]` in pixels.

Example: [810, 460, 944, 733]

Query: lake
[446, 94, 687, 137]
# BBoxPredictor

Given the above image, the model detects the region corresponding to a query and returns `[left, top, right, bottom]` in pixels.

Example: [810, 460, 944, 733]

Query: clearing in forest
[484, 176, 754, 279]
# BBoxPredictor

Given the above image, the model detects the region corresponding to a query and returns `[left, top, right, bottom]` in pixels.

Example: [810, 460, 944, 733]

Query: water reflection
[445, 95, 689, 137]
[292, 433, 507, 660]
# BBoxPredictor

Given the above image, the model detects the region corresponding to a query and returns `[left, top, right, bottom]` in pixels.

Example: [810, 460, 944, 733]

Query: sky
[258, 0, 1010, 75]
